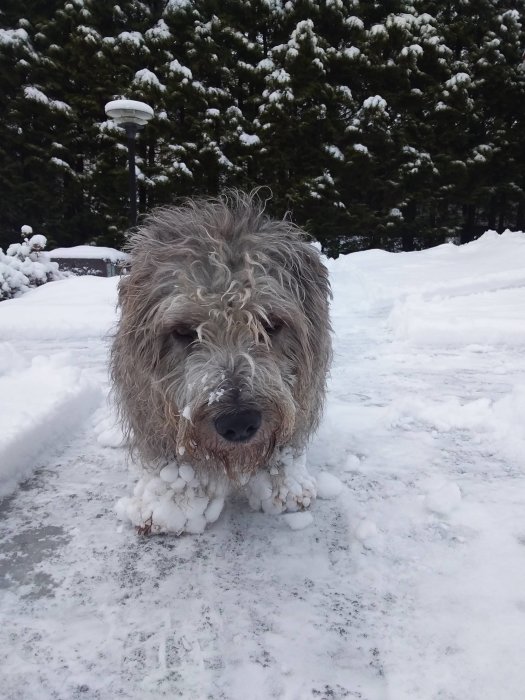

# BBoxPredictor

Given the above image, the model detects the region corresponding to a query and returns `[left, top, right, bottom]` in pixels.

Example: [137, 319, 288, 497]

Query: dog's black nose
[214, 409, 262, 443]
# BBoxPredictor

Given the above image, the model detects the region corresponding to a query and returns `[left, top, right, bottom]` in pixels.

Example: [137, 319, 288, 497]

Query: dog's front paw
[280, 470, 317, 513]
[246, 459, 317, 515]
[116, 464, 225, 535]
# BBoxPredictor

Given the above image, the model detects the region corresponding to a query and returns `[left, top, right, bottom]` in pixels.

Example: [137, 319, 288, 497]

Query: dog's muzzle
[214, 408, 262, 443]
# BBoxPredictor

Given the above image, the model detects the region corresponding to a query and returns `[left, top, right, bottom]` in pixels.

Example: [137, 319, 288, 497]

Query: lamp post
[104, 99, 154, 228]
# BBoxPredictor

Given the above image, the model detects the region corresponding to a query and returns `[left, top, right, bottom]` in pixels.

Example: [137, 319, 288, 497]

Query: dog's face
[112, 197, 332, 480]
[154, 255, 304, 478]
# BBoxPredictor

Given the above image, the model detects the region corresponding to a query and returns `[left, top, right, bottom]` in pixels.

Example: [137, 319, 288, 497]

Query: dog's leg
[116, 463, 228, 535]
[245, 449, 317, 515]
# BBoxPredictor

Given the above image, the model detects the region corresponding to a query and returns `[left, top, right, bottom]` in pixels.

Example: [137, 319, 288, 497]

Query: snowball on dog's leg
[116, 463, 228, 535]
[246, 449, 317, 515]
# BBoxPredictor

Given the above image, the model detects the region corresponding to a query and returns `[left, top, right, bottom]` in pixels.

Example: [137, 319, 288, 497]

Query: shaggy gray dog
[112, 192, 332, 535]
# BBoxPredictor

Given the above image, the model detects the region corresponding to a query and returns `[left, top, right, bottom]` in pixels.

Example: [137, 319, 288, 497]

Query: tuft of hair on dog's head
[110, 189, 332, 480]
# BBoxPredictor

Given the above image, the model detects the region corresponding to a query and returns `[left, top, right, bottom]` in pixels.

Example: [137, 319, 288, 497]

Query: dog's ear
[117, 274, 130, 304]
[275, 236, 332, 325]
[274, 236, 332, 437]
[296, 241, 332, 310]
[294, 243, 333, 365]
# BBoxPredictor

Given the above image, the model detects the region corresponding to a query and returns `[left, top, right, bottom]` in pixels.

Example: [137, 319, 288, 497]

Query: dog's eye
[262, 318, 284, 336]
[172, 325, 197, 343]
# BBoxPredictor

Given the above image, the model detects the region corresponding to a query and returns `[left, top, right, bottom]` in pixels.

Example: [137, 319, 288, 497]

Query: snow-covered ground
[1, 231, 525, 699]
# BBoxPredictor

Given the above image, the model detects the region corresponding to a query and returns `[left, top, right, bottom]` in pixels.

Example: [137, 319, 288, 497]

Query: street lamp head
[104, 99, 154, 228]
[104, 99, 154, 128]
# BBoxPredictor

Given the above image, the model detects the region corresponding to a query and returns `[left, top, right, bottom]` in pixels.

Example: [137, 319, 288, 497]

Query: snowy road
[2, 233, 525, 699]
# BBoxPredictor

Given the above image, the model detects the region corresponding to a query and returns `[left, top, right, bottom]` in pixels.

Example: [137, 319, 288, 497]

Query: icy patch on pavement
[0, 345, 101, 497]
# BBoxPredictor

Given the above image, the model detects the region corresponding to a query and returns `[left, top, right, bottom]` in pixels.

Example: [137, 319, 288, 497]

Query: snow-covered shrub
[0, 231, 63, 301]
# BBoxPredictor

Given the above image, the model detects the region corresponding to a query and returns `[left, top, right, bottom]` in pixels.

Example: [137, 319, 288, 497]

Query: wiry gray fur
[111, 191, 332, 482]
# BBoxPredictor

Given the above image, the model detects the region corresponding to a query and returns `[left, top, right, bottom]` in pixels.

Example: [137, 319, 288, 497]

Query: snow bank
[329, 230, 525, 302]
[389, 286, 525, 346]
[328, 230, 525, 347]
[0, 275, 118, 340]
[0, 344, 102, 497]
[0, 274, 120, 497]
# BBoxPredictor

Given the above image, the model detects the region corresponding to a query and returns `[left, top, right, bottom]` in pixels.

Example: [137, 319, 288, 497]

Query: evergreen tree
[1, 0, 524, 253]
[0, 15, 36, 248]
[256, 5, 348, 244]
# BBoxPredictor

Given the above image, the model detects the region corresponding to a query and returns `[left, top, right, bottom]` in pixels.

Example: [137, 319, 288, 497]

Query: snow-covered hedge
[0, 233, 64, 301]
